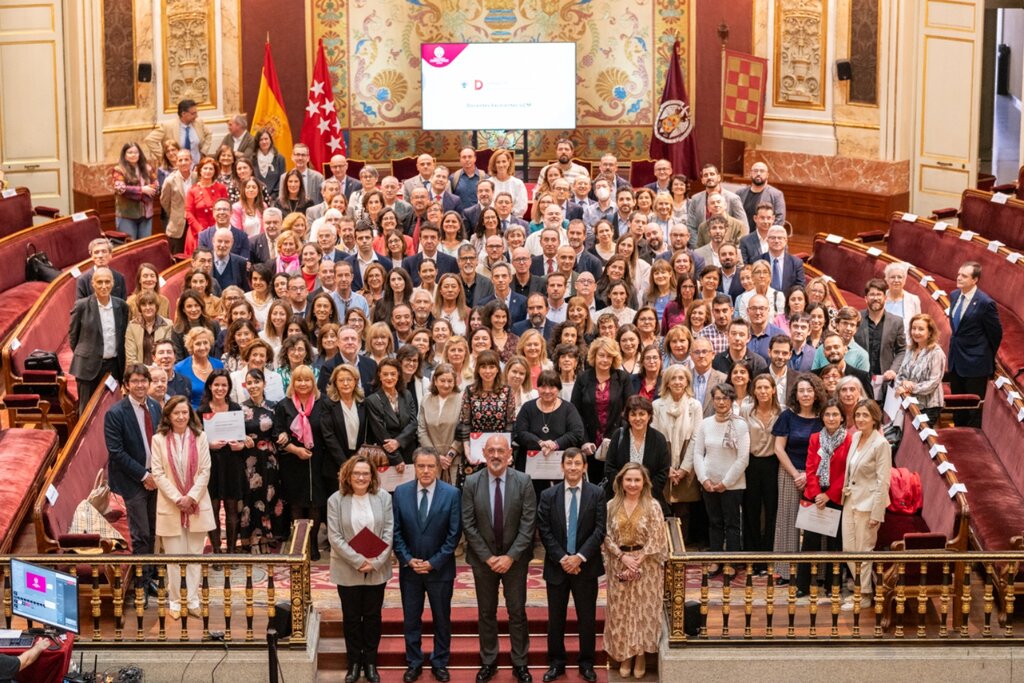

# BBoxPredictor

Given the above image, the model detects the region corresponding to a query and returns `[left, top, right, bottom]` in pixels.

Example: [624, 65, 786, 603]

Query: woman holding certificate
[455, 350, 516, 486]
[274, 365, 327, 560]
[198, 369, 245, 556]
[151, 396, 215, 620]
[327, 455, 393, 683]
[513, 370, 585, 475]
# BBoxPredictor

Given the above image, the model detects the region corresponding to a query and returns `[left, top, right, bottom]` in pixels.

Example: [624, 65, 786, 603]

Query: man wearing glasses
[457, 243, 495, 308]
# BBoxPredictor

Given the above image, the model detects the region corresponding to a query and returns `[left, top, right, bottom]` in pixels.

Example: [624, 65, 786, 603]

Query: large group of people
[84, 99, 1006, 681]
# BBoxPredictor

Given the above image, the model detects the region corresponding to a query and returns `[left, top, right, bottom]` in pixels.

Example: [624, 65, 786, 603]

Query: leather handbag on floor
[25, 243, 61, 282]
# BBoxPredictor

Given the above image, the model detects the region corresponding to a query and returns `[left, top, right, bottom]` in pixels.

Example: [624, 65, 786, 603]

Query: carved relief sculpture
[774, 0, 826, 109]
[161, 0, 216, 111]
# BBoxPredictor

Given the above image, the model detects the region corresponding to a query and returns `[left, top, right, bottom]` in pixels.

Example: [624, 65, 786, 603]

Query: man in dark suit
[462, 435, 536, 683]
[347, 222, 393, 292]
[403, 223, 458, 287]
[712, 319, 768, 378]
[494, 193, 529, 232]
[218, 114, 255, 160]
[551, 178, 583, 222]
[537, 449, 605, 683]
[70, 267, 128, 413]
[250, 207, 283, 266]
[321, 326, 378, 396]
[738, 203, 774, 266]
[153, 339, 190, 400]
[565, 221, 603, 280]
[393, 448, 463, 683]
[690, 337, 728, 417]
[104, 363, 162, 601]
[510, 247, 546, 298]
[197, 199, 251, 260]
[758, 226, 805, 291]
[462, 179, 495, 229]
[428, 167, 462, 212]
[76, 237, 127, 300]
[643, 158, 673, 194]
[457, 244, 494, 308]
[210, 228, 250, 291]
[717, 242, 745, 302]
[767, 335, 799, 406]
[512, 294, 556, 340]
[489, 263, 528, 325]
[854, 279, 906, 400]
[816, 332, 873, 397]
[948, 261, 1002, 427]
[328, 154, 361, 199]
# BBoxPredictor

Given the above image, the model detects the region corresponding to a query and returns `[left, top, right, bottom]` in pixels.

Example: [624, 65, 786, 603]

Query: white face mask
[595, 187, 611, 202]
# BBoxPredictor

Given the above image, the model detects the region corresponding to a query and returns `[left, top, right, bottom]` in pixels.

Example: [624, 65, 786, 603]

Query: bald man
[70, 267, 128, 413]
[737, 161, 786, 231]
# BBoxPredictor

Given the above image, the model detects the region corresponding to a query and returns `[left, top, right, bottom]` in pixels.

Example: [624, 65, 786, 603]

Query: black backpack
[25, 243, 60, 282]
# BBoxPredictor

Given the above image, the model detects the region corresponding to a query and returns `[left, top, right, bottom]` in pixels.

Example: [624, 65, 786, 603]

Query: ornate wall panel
[773, 0, 827, 109]
[310, 0, 692, 162]
[848, 0, 878, 104]
[102, 0, 136, 109]
[161, 0, 217, 112]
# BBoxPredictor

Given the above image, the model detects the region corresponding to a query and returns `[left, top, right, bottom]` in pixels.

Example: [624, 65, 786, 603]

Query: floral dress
[240, 398, 287, 549]
[456, 384, 515, 486]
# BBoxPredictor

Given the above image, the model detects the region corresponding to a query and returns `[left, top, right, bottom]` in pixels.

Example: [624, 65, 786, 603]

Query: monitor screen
[421, 42, 577, 131]
[10, 559, 79, 633]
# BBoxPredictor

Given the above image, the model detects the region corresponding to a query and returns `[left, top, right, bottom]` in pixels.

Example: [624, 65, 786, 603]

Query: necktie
[695, 373, 706, 404]
[547, 258, 555, 274]
[493, 478, 504, 550]
[418, 488, 429, 527]
[953, 295, 966, 329]
[567, 487, 579, 554]
[139, 402, 153, 466]
[182, 126, 191, 151]
[771, 258, 782, 291]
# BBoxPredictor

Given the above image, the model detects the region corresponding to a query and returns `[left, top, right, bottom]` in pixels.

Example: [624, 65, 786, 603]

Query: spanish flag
[250, 39, 293, 166]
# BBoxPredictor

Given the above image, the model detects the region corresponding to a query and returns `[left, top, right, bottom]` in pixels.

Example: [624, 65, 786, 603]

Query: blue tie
[771, 258, 782, 291]
[567, 487, 579, 555]
[418, 488, 429, 527]
[953, 295, 966, 330]
[695, 373, 706, 404]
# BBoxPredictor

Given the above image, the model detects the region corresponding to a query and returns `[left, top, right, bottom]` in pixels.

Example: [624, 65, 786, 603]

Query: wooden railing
[0, 520, 312, 648]
[663, 522, 1023, 645]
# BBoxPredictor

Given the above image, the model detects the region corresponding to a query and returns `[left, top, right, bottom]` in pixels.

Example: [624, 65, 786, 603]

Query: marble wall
[744, 148, 907, 195]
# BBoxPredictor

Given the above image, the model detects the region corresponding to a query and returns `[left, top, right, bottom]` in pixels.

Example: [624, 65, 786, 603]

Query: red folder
[349, 526, 388, 558]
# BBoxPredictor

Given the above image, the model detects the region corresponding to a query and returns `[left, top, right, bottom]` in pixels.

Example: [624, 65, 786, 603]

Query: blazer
[717, 268, 746, 302]
[686, 188, 746, 234]
[320, 354, 378, 397]
[301, 168, 325, 205]
[345, 253, 394, 292]
[693, 243, 719, 268]
[402, 251, 459, 286]
[327, 489, 394, 586]
[461, 467, 537, 569]
[841, 430, 892, 523]
[320, 398, 368, 480]
[392, 479, 463, 582]
[76, 268, 128, 301]
[736, 184, 787, 228]
[364, 389, 419, 464]
[948, 288, 1003, 378]
[693, 368, 728, 417]
[498, 291, 528, 325]
[890, 292, 922, 339]
[758, 251, 807, 291]
[571, 368, 635, 444]
[159, 170, 194, 238]
[150, 430, 216, 537]
[335, 175, 361, 200]
[417, 391, 464, 481]
[402, 175, 433, 202]
[537, 481, 607, 584]
[738, 231, 768, 267]
[696, 214, 747, 248]
[197, 226, 251, 261]
[104, 395, 162, 498]
[854, 311, 907, 376]
[511, 318, 555, 340]
[144, 118, 212, 163]
[249, 232, 274, 266]
[125, 317, 173, 366]
[530, 254, 561, 278]
[254, 152, 286, 197]
[69, 295, 128, 381]
[230, 203, 264, 234]
[463, 273, 495, 309]
[212, 253, 251, 292]
[219, 131, 256, 160]
[602, 426, 671, 511]
[803, 430, 852, 505]
[574, 250, 604, 281]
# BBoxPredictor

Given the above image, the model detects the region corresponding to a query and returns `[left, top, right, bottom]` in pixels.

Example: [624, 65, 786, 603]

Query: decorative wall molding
[160, 0, 217, 112]
[774, 0, 827, 110]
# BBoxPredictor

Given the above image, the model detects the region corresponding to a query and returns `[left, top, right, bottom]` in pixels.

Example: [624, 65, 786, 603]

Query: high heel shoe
[633, 655, 646, 678]
[619, 657, 632, 678]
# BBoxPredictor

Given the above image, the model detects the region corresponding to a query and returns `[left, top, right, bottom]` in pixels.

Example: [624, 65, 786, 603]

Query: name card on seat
[901, 396, 919, 409]
[159, 276, 167, 287]
[912, 413, 929, 429]
[929, 444, 947, 459]
[69, 266, 81, 278]
[1008, 252, 1023, 264]
[948, 483, 967, 498]
[902, 213, 918, 222]
[104, 376, 119, 392]
[959, 230, 976, 241]
[920, 275, 934, 286]
[72, 212, 87, 222]
[1008, 391, 1021, 404]
[992, 193, 1009, 205]
[933, 222, 949, 232]
[988, 240, 1005, 252]
[45, 485, 58, 505]
[918, 427, 937, 441]
[937, 461, 957, 475]
[819, 274, 835, 283]
[866, 247, 882, 257]
[995, 376, 1012, 389]
[1018, 407, 1024, 422]
[1, 189, 15, 199]
[825, 234, 843, 244]
[9, 337, 20, 351]
[931, 289, 946, 300]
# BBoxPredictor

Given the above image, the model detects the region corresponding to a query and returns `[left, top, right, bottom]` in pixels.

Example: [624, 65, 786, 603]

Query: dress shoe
[168, 608, 181, 621]
[476, 664, 497, 683]
[431, 667, 451, 682]
[344, 665, 360, 683]
[188, 607, 202, 619]
[633, 654, 646, 678]
[512, 665, 533, 683]
[404, 665, 423, 682]
[579, 666, 598, 682]
[363, 664, 381, 683]
[619, 657, 632, 677]
[542, 666, 565, 682]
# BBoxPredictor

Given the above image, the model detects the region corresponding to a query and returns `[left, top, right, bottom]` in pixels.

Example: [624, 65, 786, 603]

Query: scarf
[167, 430, 199, 529]
[661, 397, 695, 468]
[276, 253, 300, 274]
[816, 425, 847, 491]
[290, 393, 315, 449]
[256, 151, 274, 176]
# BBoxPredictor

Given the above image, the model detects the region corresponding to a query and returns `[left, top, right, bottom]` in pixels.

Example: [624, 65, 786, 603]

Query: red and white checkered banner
[722, 49, 768, 144]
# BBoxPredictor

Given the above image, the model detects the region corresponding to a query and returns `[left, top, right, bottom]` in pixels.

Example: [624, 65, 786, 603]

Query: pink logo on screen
[422, 44, 468, 68]
[25, 572, 46, 593]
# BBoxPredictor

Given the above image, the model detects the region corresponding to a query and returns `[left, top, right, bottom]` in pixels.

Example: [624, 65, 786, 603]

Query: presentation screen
[421, 42, 576, 131]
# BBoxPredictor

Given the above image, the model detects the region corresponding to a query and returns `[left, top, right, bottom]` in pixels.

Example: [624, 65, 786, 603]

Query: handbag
[87, 469, 111, 514]
[25, 243, 60, 282]
[24, 349, 63, 375]
[355, 444, 389, 468]
[665, 439, 701, 504]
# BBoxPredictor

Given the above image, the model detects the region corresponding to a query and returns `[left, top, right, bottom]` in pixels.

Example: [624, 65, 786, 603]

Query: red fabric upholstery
[890, 413, 963, 542]
[982, 381, 1024, 499]
[39, 389, 127, 551]
[0, 429, 57, 551]
[159, 263, 192, 320]
[0, 281, 47, 340]
[629, 160, 657, 188]
[390, 157, 418, 185]
[810, 238, 885, 292]
[0, 213, 101, 296]
[958, 190, 1024, 252]
[0, 188, 34, 238]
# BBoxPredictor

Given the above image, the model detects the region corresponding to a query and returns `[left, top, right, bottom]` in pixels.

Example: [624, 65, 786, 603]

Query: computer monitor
[10, 559, 79, 634]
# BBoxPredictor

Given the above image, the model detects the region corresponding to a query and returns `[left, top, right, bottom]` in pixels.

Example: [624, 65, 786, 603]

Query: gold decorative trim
[764, 114, 880, 130]
[159, 0, 218, 114]
[773, 0, 829, 111]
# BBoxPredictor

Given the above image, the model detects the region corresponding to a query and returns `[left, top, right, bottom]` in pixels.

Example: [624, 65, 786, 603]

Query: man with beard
[539, 138, 589, 186]
[812, 306, 870, 372]
[854, 279, 906, 400]
[566, 220, 603, 279]
[717, 242, 744, 302]
[696, 193, 747, 248]
[737, 161, 786, 231]
[739, 203, 776, 267]
[686, 163, 746, 238]
[815, 332, 872, 396]
[511, 293, 555, 339]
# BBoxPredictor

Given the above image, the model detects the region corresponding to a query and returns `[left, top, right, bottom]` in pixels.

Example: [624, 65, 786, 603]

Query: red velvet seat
[0, 187, 60, 239]
[0, 428, 59, 551]
[956, 189, 1024, 252]
[0, 282, 47, 341]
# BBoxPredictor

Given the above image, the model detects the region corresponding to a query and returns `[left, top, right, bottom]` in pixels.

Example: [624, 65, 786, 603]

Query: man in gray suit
[218, 114, 255, 161]
[854, 278, 906, 400]
[686, 163, 745, 240]
[69, 267, 128, 413]
[690, 337, 727, 417]
[462, 435, 536, 683]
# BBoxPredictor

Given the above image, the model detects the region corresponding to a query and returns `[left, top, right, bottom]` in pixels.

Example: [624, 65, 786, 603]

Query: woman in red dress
[184, 156, 228, 255]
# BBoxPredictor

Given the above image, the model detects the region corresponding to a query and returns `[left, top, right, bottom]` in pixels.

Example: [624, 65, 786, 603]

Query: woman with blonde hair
[321, 362, 368, 503]
[653, 365, 704, 524]
[574, 336, 635, 484]
[514, 329, 552, 387]
[274, 230, 302, 275]
[736, 260, 784, 321]
[894, 313, 945, 424]
[442, 335, 474, 388]
[503, 355, 537, 417]
[365, 321, 395, 366]
[487, 149, 528, 217]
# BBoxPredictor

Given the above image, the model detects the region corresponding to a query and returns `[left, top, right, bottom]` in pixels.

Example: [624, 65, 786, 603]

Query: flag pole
[717, 21, 730, 173]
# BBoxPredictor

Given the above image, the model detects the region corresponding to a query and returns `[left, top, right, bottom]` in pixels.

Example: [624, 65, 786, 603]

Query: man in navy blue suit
[490, 263, 527, 325]
[536, 449, 605, 683]
[512, 293, 556, 340]
[210, 228, 250, 291]
[104, 364, 162, 601]
[393, 447, 463, 683]
[320, 326, 378, 396]
[197, 199, 250, 260]
[948, 261, 1002, 427]
[402, 223, 458, 287]
[758, 225, 805, 292]
[346, 222, 393, 291]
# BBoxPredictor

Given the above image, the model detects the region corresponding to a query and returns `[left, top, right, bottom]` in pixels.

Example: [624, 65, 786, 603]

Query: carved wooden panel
[103, 0, 136, 109]
[160, 0, 216, 112]
[773, 0, 827, 110]
[849, 0, 879, 104]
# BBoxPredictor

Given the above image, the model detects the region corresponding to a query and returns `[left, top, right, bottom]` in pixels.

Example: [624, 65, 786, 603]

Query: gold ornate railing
[663, 519, 1024, 644]
[0, 520, 311, 647]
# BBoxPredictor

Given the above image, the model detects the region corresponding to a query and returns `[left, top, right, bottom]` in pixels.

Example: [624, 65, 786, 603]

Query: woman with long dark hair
[197, 369, 245, 555]
[112, 142, 158, 239]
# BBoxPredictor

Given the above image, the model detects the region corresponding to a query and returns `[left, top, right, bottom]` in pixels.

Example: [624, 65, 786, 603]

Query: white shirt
[350, 493, 374, 534]
[954, 285, 976, 321]
[342, 399, 360, 451]
[98, 299, 116, 359]
[132, 398, 153, 468]
[547, 301, 567, 324]
[769, 365, 788, 405]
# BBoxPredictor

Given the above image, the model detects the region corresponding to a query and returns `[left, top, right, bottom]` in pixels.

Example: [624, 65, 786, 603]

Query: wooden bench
[0, 211, 104, 343]
[0, 187, 60, 239]
[0, 426, 59, 552]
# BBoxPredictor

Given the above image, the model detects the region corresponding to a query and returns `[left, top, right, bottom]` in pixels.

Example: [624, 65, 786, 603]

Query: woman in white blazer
[416, 364, 464, 485]
[841, 399, 892, 610]
[150, 396, 216, 620]
[327, 454, 394, 683]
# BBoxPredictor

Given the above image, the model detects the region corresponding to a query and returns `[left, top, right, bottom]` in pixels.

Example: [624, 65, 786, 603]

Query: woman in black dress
[273, 364, 327, 560]
[573, 337, 635, 485]
[364, 358, 418, 465]
[514, 370, 585, 486]
[197, 370, 245, 555]
[239, 368, 286, 552]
